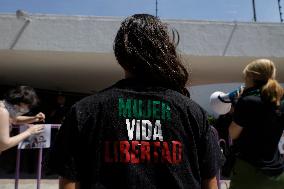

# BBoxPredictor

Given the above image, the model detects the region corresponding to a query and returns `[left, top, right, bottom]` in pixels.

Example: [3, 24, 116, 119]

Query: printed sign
[18, 124, 51, 149]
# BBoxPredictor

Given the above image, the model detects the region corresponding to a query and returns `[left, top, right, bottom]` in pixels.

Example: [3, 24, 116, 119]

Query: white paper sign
[18, 124, 51, 149]
[278, 132, 284, 154]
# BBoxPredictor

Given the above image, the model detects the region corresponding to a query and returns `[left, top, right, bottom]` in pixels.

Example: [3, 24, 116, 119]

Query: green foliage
[207, 115, 217, 126]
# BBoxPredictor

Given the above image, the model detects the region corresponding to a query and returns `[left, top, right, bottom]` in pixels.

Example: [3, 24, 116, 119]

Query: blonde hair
[243, 59, 284, 106]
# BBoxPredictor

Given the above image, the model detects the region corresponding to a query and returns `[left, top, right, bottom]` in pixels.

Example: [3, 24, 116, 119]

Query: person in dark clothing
[229, 59, 284, 189]
[214, 108, 234, 178]
[45, 14, 224, 189]
[215, 108, 233, 146]
[49, 95, 69, 124]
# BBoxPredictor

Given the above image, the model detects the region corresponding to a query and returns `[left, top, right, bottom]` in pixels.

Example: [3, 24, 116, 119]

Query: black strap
[217, 95, 231, 103]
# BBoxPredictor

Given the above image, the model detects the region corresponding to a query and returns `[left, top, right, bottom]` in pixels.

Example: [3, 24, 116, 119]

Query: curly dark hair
[4, 86, 39, 108]
[114, 14, 189, 96]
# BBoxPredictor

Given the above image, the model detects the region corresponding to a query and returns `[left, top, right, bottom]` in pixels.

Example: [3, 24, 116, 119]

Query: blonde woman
[0, 86, 45, 153]
[229, 59, 284, 189]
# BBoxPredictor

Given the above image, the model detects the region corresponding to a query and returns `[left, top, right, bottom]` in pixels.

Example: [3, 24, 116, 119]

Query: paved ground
[0, 179, 58, 189]
[0, 179, 231, 189]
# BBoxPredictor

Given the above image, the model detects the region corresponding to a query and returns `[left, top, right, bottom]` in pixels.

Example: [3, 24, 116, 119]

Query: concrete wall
[0, 13, 283, 107]
[0, 13, 284, 57]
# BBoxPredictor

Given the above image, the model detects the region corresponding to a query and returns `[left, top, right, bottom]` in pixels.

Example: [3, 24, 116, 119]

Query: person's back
[234, 91, 284, 175]
[45, 14, 224, 189]
[46, 78, 223, 188]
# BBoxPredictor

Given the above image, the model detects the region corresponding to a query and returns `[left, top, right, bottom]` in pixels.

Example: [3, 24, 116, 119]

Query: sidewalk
[0, 179, 58, 189]
[0, 179, 230, 189]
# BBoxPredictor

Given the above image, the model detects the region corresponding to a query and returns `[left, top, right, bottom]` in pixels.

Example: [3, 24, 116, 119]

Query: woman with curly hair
[47, 14, 224, 189]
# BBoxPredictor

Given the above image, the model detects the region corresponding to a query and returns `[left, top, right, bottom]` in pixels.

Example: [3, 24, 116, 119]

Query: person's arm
[198, 125, 223, 187]
[201, 176, 218, 189]
[229, 121, 243, 140]
[229, 97, 251, 141]
[0, 108, 44, 152]
[59, 178, 79, 189]
[12, 112, 45, 125]
[190, 104, 224, 188]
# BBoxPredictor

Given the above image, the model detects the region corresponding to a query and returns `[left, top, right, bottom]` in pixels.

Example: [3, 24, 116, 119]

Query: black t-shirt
[233, 87, 284, 176]
[45, 78, 224, 189]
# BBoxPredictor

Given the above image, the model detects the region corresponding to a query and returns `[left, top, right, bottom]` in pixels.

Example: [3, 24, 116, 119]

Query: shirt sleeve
[198, 111, 225, 179]
[233, 97, 251, 127]
[44, 105, 80, 181]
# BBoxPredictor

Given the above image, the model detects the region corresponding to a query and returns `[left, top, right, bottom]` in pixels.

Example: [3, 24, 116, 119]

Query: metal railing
[14, 124, 61, 189]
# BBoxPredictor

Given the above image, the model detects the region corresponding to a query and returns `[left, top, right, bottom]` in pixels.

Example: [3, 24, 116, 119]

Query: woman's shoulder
[239, 93, 262, 105]
[236, 93, 276, 117]
[164, 89, 206, 113]
[0, 106, 9, 117]
[0, 101, 5, 108]
[239, 87, 262, 103]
